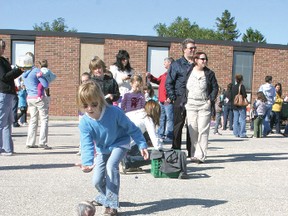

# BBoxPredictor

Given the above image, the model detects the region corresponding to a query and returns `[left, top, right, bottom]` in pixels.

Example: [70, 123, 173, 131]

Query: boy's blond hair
[77, 81, 107, 112]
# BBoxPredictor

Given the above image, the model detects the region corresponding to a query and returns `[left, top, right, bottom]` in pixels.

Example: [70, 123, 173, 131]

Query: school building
[1, 29, 287, 118]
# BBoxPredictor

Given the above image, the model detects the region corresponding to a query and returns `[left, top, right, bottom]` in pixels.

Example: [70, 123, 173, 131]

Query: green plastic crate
[151, 158, 180, 178]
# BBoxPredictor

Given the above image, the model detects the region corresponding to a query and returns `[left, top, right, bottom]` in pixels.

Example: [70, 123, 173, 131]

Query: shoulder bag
[234, 84, 249, 106]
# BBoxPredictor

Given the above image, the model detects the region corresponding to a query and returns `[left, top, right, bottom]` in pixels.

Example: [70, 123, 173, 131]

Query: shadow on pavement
[0, 163, 76, 170]
[207, 152, 288, 163]
[120, 198, 227, 215]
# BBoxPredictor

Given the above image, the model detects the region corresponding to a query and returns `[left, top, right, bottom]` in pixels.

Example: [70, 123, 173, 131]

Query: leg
[263, 105, 272, 136]
[0, 93, 14, 153]
[233, 109, 240, 137]
[158, 103, 166, 138]
[172, 98, 185, 149]
[275, 112, 281, 134]
[228, 107, 234, 130]
[12, 95, 19, 127]
[105, 147, 128, 209]
[193, 103, 211, 162]
[223, 105, 228, 130]
[122, 144, 150, 169]
[214, 112, 221, 133]
[26, 99, 39, 147]
[186, 108, 198, 158]
[239, 107, 247, 137]
[37, 97, 49, 146]
[165, 103, 174, 139]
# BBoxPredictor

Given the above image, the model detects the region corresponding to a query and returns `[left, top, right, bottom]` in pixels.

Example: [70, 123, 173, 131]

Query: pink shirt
[121, 92, 145, 113]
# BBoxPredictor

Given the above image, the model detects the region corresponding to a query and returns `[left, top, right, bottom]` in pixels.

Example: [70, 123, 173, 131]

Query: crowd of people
[1, 37, 288, 216]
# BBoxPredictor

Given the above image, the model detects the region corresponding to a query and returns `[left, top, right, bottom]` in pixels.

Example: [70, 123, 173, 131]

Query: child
[36, 60, 56, 101]
[121, 100, 163, 173]
[143, 83, 158, 102]
[77, 201, 96, 216]
[253, 91, 267, 138]
[121, 75, 145, 113]
[89, 56, 120, 105]
[77, 72, 92, 155]
[17, 81, 28, 125]
[77, 81, 149, 215]
[214, 87, 224, 135]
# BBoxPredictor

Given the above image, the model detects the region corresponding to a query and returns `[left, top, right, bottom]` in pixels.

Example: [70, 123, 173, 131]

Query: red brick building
[1, 29, 287, 118]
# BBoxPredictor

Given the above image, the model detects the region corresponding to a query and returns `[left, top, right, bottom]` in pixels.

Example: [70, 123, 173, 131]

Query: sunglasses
[198, 58, 207, 61]
[187, 46, 197, 50]
[83, 102, 98, 109]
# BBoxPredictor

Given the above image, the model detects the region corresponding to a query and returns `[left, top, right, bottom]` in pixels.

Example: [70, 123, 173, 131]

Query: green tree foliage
[154, 16, 222, 40]
[242, 27, 266, 43]
[215, 10, 240, 41]
[33, 17, 77, 32]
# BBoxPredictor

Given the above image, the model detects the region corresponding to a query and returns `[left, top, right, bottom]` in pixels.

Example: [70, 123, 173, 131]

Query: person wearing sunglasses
[77, 81, 148, 216]
[0, 39, 24, 156]
[166, 38, 196, 157]
[184, 52, 219, 163]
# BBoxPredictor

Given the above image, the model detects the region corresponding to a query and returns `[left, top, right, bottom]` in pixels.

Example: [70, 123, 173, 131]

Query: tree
[154, 16, 222, 40]
[242, 28, 266, 43]
[215, 10, 240, 41]
[33, 17, 77, 32]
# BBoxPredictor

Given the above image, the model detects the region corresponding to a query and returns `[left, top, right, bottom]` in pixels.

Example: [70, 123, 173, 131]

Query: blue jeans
[263, 105, 272, 136]
[233, 107, 247, 137]
[158, 102, 174, 139]
[223, 105, 233, 130]
[214, 111, 222, 133]
[0, 93, 14, 153]
[92, 147, 128, 209]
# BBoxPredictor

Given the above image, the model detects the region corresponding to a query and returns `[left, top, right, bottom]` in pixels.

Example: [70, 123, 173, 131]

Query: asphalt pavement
[1, 120, 288, 216]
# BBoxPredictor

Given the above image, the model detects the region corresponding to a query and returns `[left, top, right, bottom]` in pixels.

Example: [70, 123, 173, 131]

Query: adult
[89, 56, 120, 105]
[22, 52, 51, 149]
[258, 76, 276, 137]
[166, 38, 196, 156]
[223, 83, 233, 130]
[231, 74, 248, 138]
[147, 57, 174, 142]
[270, 83, 282, 134]
[0, 39, 24, 155]
[109, 50, 134, 106]
[184, 52, 218, 163]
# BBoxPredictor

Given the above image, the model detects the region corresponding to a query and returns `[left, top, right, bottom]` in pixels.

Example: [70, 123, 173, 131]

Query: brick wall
[1, 32, 288, 117]
[104, 39, 148, 76]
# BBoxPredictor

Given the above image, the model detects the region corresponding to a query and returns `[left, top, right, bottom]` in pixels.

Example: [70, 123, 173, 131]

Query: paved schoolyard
[1, 121, 288, 216]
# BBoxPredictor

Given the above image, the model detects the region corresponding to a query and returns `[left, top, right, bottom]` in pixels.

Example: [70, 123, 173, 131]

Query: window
[12, 41, 35, 66]
[232, 51, 254, 91]
[147, 47, 169, 79]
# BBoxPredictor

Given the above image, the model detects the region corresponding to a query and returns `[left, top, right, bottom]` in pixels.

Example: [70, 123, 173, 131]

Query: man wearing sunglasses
[166, 38, 196, 157]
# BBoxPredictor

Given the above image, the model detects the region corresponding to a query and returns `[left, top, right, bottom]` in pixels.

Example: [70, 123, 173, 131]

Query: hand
[122, 74, 131, 81]
[165, 98, 172, 104]
[140, 149, 149, 160]
[75, 163, 95, 173]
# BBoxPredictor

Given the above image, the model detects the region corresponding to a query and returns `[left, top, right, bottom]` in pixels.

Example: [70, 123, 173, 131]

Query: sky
[1, 0, 288, 45]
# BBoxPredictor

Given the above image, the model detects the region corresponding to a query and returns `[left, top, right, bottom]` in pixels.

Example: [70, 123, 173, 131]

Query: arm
[165, 62, 177, 102]
[111, 79, 120, 102]
[144, 116, 162, 149]
[0, 64, 23, 82]
[79, 119, 96, 167]
[241, 85, 247, 98]
[118, 110, 149, 159]
[121, 93, 128, 111]
[208, 72, 219, 102]
[147, 72, 161, 85]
